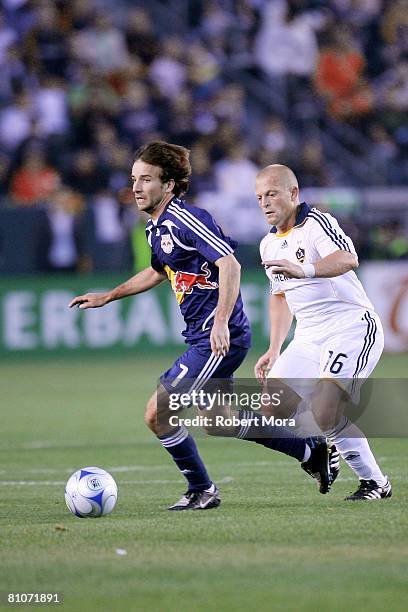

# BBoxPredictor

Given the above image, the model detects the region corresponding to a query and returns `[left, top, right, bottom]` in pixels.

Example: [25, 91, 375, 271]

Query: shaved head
[255, 164, 300, 230]
[256, 164, 298, 190]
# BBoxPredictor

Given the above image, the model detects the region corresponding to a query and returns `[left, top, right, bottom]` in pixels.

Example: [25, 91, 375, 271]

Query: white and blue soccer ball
[64, 467, 118, 518]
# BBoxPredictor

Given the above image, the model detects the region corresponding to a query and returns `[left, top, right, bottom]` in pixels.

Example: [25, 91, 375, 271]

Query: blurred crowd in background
[0, 0, 407, 274]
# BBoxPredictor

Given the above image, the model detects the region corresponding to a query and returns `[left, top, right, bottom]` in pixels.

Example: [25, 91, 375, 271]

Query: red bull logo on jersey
[164, 262, 218, 305]
[161, 234, 174, 254]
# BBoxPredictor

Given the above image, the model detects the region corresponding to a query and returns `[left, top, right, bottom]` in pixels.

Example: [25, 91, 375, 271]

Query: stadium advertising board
[0, 272, 271, 357]
[360, 262, 408, 353]
[1, 264, 407, 357]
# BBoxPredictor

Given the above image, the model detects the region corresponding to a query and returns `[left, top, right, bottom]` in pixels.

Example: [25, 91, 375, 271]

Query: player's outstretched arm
[68, 266, 167, 309]
[255, 293, 293, 383]
[263, 250, 358, 279]
[211, 254, 241, 357]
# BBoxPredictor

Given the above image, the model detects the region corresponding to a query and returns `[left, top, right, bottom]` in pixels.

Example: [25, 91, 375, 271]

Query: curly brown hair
[134, 141, 191, 197]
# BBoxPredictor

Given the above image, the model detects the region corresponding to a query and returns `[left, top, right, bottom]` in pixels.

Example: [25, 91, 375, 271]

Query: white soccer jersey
[260, 203, 374, 337]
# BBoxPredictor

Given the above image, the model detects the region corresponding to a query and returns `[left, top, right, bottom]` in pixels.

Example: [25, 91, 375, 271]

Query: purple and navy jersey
[145, 197, 251, 348]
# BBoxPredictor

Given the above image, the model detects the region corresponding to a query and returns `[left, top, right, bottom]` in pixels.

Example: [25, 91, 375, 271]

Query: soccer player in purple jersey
[69, 142, 334, 510]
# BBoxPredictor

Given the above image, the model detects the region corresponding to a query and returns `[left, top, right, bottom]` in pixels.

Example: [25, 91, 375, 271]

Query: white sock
[205, 483, 216, 493]
[326, 418, 386, 485]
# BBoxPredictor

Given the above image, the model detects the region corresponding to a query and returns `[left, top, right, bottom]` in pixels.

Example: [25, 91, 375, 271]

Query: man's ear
[166, 179, 175, 193]
[291, 185, 299, 201]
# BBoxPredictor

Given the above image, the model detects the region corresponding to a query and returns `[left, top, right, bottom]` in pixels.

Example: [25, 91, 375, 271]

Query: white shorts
[268, 310, 384, 404]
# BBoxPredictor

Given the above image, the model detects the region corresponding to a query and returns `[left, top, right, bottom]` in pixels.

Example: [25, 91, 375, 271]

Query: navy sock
[237, 409, 306, 462]
[158, 426, 212, 492]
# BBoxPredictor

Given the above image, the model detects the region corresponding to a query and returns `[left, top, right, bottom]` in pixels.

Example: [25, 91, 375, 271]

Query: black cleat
[329, 444, 340, 487]
[301, 439, 332, 494]
[345, 478, 392, 501]
[168, 485, 221, 511]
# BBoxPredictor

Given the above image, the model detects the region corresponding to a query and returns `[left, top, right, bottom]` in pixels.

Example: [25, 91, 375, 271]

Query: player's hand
[68, 292, 110, 309]
[254, 350, 279, 384]
[210, 320, 230, 357]
[263, 259, 304, 279]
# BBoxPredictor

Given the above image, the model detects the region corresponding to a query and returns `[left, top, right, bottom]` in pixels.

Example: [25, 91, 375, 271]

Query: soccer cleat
[168, 485, 221, 511]
[168, 490, 197, 511]
[192, 485, 221, 510]
[345, 478, 392, 501]
[301, 439, 332, 494]
[328, 443, 340, 487]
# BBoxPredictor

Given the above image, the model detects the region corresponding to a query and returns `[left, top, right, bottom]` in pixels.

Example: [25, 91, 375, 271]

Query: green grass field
[1, 353, 408, 612]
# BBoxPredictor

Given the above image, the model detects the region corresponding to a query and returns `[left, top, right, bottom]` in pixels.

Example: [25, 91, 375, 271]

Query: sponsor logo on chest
[164, 262, 218, 305]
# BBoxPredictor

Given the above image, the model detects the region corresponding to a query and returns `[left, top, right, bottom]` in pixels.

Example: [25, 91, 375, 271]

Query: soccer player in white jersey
[254, 164, 392, 501]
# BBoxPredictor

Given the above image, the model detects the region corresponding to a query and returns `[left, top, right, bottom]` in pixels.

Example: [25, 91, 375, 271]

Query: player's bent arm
[263, 250, 358, 280]
[210, 254, 241, 356]
[69, 266, 167, 309]
[313, 250, 358, 278]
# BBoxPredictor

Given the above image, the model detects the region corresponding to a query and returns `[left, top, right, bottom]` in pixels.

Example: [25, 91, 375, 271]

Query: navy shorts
[160, 343, 249, 395]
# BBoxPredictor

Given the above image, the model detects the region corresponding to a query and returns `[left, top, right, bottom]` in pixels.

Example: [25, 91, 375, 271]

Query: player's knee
[201, 404, 232, 437]
[144, 410, 157, 432]
[144, 398, 158, 433]
[202, 418, 237, 438]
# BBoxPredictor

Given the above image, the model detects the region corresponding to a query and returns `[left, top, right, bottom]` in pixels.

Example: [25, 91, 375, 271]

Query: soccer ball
[64, 467, 118, 518]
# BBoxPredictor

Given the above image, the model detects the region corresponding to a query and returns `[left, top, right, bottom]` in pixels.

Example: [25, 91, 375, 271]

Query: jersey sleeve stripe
[170, 202, 229, 247]
[308, 210, 352, 252]
[169, 203, 233, 256]
[168, 203, 233, 257]
[309, 209, 352, 252]
[170, 206, 232, 257]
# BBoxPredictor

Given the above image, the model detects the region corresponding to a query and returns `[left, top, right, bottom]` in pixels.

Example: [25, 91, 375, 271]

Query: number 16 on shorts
[322, 351, 348, 375]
